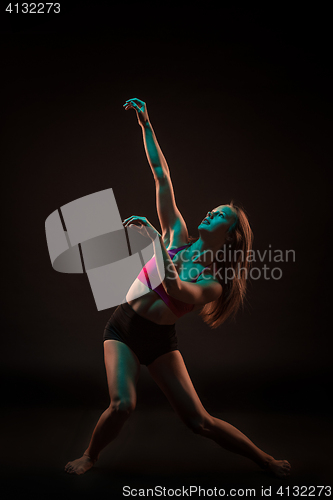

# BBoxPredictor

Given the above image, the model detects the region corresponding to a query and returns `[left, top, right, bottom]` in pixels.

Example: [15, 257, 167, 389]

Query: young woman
[64, 98, 291, 478]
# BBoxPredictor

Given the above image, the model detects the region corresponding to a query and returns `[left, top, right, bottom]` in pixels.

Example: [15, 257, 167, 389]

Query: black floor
[1, 405, 331, 500]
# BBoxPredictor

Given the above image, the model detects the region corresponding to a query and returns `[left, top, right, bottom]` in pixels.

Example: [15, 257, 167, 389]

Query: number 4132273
[6, 3, 60, 13]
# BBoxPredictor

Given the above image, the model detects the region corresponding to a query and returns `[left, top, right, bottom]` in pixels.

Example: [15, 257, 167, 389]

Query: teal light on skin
[186, 204, 238, 267]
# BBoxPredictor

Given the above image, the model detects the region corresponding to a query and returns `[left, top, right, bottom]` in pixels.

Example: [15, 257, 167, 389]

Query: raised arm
[123, 98, 188, 246]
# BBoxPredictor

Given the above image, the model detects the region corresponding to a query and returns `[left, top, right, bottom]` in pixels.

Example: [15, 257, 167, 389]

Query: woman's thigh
[103, 340, 140, 406]
[147, 350, 210, 427]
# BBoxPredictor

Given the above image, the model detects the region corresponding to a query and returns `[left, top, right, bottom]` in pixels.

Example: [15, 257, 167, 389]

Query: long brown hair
[189, 201, 253, 329]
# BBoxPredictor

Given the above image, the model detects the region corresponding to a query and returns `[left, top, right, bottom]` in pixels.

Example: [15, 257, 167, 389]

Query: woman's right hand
[123, 98, 149, 126]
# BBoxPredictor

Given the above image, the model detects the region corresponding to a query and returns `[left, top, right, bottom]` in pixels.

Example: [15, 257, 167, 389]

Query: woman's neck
[187, 238, 220, 267]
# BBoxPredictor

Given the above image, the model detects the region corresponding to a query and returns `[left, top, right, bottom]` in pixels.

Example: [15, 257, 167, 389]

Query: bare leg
[64, 340, 140, 475]
[148, 350, 291, 479]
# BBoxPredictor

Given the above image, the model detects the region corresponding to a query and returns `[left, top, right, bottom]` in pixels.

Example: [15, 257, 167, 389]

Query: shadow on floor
[0, 407, 331, 499]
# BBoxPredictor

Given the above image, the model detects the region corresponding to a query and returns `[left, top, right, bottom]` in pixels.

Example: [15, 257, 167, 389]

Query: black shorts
[103, 302, 178, 366]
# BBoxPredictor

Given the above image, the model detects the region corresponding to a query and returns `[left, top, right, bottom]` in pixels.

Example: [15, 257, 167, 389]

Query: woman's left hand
[123, 98, 149, 127]
[122, 216, 161, 241]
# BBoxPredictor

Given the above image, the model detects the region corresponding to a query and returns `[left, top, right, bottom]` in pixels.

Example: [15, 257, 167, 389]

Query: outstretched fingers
[123, 216, 146, 227]
[126, 98, 144, 106]
[123, 98, 144, 113]
[124, 103, 139, 112]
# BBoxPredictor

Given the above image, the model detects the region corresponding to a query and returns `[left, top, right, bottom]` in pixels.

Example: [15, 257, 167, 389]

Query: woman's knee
[184, 412, 213, 435]
[109, 396, 136, 416]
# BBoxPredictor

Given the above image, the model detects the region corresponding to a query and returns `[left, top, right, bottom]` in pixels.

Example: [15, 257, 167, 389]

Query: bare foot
[64, 454, 96, 475]
[264, 457, 291, 478]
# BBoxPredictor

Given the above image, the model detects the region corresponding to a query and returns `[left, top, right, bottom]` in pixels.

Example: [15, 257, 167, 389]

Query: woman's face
[198, 205, 237, 241]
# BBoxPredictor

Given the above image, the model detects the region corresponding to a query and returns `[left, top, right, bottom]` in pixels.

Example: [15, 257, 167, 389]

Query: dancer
[64, 98, 291, 478]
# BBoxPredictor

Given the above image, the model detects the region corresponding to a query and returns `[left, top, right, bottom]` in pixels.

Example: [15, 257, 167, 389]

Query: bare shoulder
[192, 271, 223, 308]
[165, 227, 189, 251]
[196, 269, 222, 288]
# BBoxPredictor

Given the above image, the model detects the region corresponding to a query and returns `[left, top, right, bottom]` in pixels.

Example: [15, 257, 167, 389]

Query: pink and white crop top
[136, 243, 207, 318]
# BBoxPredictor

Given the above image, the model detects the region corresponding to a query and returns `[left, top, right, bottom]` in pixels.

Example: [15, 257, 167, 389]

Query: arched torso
[126, 234, 209, 324]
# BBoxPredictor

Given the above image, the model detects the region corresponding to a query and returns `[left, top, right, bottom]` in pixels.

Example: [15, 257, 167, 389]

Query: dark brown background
[1, 3, 332, 498]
